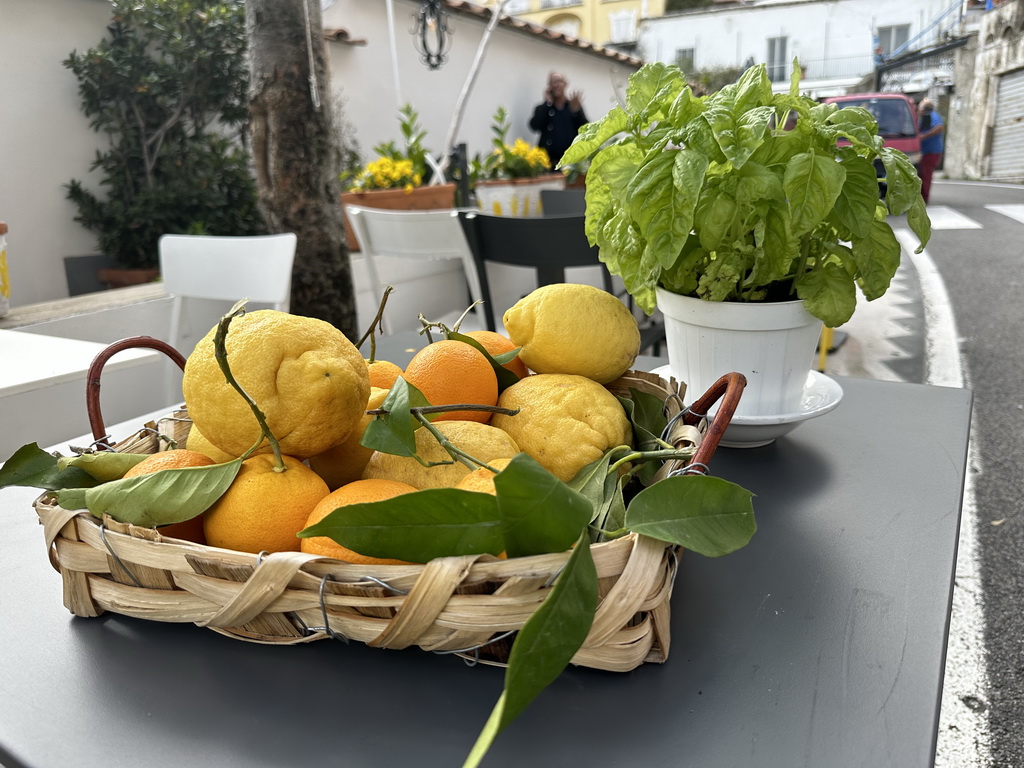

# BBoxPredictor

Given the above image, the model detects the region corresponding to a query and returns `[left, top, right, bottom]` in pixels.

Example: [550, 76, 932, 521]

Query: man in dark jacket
[529, 72, 588, 168]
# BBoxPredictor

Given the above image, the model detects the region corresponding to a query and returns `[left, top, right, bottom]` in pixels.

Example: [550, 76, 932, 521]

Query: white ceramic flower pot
[473, 174, 566, 218]
[655, 287, 823, 418]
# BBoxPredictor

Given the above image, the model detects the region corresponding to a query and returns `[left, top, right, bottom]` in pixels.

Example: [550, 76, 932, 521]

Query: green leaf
[463, 531, 598, 768]
[495, 455, 593, 558]
[625, 149, 706, 270]
[851, 218, 902, 301]
[567, 452, 626, 534]
[299, 488, 504, 562]
[585, 143, 644, 243]
[559, 107, 628, 166]
[0, 444, 100, 492]
[784, 151, 847, 236]
[57, 458, 243, 527]
[831, 155, 880, 239]
[796, 261, 857, 327]
[879, 146, 923, 215]
[625, 475, 756, 556]
[447, 331, 522, 391]
[748, 205, 797, 288]
[625, 62, 686, 124]
[907, 195, 932, 251]
[57, 452, 150, 482]
[361, 378, 431, 456]
[695, 182, 738, 253]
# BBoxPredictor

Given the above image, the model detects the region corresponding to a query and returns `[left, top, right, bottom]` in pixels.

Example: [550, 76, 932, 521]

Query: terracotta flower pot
[97, 267, 161, 290]
[341, 183, 457, 252]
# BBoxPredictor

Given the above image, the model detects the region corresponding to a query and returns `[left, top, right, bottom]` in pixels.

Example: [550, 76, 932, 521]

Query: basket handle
[684, 372, 747, 472]
[87, 336, 187, 445]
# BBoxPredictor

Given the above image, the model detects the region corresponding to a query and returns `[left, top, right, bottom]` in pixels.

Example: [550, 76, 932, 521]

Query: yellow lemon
[362, 421, 520, 489]
[185, 423, 237, 464]
[308, 387, 389, 490]
[182, 310, 370, 459]
[503, 283, 640, 384]
[491, 373, 632, 482]
[454, 457, 513, 495]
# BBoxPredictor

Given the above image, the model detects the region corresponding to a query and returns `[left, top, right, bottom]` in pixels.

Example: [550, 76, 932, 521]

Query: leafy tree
[65, 0, 264, 270]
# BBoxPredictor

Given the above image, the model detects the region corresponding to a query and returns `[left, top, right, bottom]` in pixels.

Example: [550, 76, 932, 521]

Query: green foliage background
[64, 0, 265, 268]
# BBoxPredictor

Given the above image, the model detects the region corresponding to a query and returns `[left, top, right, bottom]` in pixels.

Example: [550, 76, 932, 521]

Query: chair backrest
[457, 210, 613, 332]
[540, 188, 586, 216]
[158, 233, 297, 352]
[345, 205, 484, 334]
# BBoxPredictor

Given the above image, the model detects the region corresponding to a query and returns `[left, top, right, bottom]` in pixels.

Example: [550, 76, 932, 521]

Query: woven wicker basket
[33, 337, 744, 673]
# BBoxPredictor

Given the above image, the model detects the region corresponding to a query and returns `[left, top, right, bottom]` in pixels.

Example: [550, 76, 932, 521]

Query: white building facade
[638, 0, 964, 98]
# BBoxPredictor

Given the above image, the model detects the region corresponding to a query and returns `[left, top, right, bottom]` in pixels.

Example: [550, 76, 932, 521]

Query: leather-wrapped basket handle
[683, 372, 747, 471]
[87, 336, 187, 445]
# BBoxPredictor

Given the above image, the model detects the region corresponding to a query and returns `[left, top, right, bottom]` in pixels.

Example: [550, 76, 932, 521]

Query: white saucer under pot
[650, 367, 844, 448]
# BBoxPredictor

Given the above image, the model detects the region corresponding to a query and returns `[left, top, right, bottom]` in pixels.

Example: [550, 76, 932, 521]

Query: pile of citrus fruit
[147, 282, 643, 564]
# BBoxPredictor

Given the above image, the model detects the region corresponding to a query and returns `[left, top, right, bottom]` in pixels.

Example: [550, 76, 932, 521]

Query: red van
[824, 93, 922, 195]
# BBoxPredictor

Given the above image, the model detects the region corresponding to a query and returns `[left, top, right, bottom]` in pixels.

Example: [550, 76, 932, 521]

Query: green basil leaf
[559, 106, 628, 166]
[495, 454, 593, 558]
[748, 204, 796, 288]
[463, 531, 598, 768]
[879, 146, 923, 215]
[625, 62, 685, 123]
[625, 475, 756, 556]
[831, 155, 880, 239]
[907, 195, 932, 252]
[851, 218, 902, 301]
[784, 151, 847, 236]
[298, 488, 503, 562]
[796, 261, 857, 328]
[361, 378, 431, 456]
[696, 182, 738, 253]
[0, 444, 100, 492]
[57, 459, 243, 527]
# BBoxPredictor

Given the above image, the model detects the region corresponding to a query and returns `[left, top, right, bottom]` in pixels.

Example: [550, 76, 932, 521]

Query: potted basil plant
[560, 62, 931, 421]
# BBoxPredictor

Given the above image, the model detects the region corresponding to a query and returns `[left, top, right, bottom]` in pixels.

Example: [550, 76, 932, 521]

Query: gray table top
[0, 345, 972, 768]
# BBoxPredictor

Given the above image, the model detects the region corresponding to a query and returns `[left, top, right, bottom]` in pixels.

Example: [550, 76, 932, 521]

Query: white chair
[344, 205, 486, 334]
[158, 233, 297, 353]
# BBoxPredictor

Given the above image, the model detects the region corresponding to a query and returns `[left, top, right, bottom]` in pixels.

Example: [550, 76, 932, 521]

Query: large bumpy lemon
[362, 421, 520, 489]
[491, 374, 632, 482]
[503, 283, 640, 384]
[182, 310, 370, 460]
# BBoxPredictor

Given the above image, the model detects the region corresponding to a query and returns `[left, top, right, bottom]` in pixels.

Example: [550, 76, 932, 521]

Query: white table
[0, 329, 163, 459]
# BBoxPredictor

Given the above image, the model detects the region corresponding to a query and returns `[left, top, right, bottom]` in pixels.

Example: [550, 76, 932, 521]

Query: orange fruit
[123, 449, 216, 543]
[463, 330, 528, 380]
[300, 478, 418, 564]
[123, 449, 216, 477]
[454, 457, 513, 495]
[402, 339, 499, 423]
[203, 454, 330, 554]
[366, 358, 403, 389]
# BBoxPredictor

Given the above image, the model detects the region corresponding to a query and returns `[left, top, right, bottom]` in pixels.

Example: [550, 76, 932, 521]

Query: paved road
[825, 179, 1024, 768]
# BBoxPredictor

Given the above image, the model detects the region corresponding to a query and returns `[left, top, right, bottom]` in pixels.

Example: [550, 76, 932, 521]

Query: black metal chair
[539, 188, 586, 215]
[457, 210, 664, 354]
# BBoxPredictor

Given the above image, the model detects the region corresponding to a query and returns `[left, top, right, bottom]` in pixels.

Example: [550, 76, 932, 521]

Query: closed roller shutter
[988, 68, 1024, 180]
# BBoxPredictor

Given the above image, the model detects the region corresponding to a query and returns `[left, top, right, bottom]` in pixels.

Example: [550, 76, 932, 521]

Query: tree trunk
[246, 0, 359, 340]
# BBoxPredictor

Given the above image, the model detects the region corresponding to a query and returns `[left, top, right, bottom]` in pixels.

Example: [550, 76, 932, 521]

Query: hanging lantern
[413, 0, 453, 70]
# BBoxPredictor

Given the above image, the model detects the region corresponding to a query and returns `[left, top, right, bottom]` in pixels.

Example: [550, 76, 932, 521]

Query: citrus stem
[355, 285, 395, 357]
[607, 447, 697, 475]
[412, 411, 502, 472]
[213, 301, 286, 472]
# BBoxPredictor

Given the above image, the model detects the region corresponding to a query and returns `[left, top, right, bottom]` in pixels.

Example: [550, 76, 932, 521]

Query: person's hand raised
[569, 90, 583, 112]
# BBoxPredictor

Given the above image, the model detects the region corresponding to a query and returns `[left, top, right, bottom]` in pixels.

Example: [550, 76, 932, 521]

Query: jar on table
[0, 222, 8, 318]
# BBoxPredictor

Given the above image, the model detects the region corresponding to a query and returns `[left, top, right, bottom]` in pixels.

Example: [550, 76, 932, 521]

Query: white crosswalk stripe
[925, 205, 983, 229]
[984, 204, 1024, 225]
